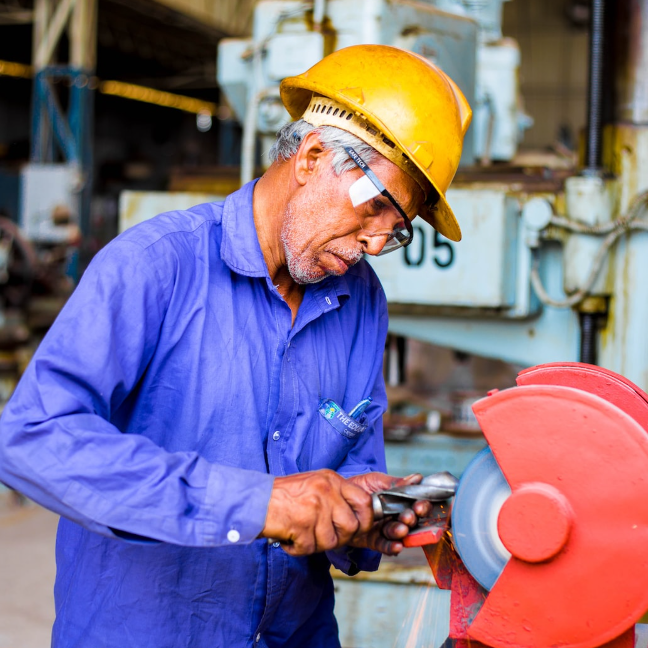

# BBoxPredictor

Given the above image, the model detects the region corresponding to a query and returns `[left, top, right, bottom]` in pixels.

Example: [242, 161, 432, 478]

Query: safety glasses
[345, 146, 414, 256]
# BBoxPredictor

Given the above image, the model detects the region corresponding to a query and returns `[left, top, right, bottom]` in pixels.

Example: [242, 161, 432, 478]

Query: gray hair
[268, 119, 380, 174]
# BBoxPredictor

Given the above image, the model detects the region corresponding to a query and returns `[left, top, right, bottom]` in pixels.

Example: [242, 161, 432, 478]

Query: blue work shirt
[0, 180, 389, 648]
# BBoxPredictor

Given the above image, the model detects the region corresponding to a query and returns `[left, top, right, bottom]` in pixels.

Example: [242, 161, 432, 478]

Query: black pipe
[585, 0, 605, 172]
[579, 313, 598, 365]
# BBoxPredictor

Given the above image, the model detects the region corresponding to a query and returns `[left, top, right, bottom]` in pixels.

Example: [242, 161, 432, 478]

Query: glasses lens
[349, 175, 413, 255]
[375, 226, 412, 256]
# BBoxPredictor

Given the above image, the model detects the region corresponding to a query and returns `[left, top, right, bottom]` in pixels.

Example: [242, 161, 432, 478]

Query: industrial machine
[217, 0, 531, 180]
[401, 362, 648, 648]
[216, 0, 648, 398]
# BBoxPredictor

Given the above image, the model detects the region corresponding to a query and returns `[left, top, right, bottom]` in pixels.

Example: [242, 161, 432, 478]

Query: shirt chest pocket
[297, 399, 370, 472]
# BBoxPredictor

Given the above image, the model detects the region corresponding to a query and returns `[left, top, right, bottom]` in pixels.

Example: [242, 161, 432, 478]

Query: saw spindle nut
[497, 483, 573, 563]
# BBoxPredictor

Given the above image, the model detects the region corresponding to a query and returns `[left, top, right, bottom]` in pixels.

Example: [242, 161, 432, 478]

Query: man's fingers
[397, 508, 417, 528]
[313, 514, 343, 552]
[347, 472, 423, 494]
[340, 481, 373, 534]
[370, 533, 404, 555]
[330, 501, 361, 547]
[349, 472, 394, 493]
[263, 470, 407, 556]
[412, 500, 433, 518]
[393, 473, 423, 487]
[381, 520, 410, 540]
[283, 530, 316, 556]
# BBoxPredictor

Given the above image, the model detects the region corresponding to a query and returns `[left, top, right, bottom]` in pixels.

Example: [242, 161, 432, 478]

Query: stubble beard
[281, 201, 364, 285]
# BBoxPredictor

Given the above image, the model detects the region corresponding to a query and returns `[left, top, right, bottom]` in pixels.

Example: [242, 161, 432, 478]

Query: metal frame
[30, 0, 97, 236]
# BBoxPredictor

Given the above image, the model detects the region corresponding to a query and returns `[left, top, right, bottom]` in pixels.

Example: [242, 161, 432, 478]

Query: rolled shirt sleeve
[0, 240, 274, 546]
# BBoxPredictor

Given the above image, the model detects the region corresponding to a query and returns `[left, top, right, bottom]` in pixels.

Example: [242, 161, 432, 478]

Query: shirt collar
[220, 179, 268, 277]
[219, 178, 352, 302]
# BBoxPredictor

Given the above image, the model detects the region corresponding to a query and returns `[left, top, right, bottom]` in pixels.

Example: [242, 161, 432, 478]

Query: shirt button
[256, 633, 261, 643]
[272, 541, 280, 548]
[272, 431, 280, 441]
[227, 529, 240, 543]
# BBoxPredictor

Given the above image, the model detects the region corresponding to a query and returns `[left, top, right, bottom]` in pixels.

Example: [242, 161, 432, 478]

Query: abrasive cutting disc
[452, 447, 511, 591]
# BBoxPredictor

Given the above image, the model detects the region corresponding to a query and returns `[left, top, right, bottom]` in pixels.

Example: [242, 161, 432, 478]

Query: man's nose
[357, 230, 388, 256]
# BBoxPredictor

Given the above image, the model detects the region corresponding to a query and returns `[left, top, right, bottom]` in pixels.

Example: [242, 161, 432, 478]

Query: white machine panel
[217, 38, 253, 125]
[368, 189, 519, 308]
[118, 191, 225, 233]
[20, 163, 80, 243]
[266, 32, 323, 81]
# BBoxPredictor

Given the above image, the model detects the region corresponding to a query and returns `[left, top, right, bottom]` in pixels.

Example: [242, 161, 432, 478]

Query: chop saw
[402, 362, 648, 648]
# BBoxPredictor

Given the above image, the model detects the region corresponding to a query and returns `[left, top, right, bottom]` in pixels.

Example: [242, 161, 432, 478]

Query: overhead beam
[146, 0, 255, 36]
[0, 9, 33, 23]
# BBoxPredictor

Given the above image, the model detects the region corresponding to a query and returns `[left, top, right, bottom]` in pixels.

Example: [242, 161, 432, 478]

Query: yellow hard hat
[280, 44, 472, 242]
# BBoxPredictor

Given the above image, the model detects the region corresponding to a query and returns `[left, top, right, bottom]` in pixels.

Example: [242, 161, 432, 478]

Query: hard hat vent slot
[302, 93, 430, 200]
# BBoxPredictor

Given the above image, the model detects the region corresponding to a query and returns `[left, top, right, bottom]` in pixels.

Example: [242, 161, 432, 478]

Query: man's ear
[292, 130, 328, 187]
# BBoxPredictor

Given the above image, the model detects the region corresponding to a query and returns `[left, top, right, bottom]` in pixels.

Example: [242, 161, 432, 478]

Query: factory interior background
[2, 0, 646, 646]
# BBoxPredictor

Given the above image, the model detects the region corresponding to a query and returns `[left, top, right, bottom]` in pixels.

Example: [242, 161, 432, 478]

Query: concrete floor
[0, 500, 57, 648]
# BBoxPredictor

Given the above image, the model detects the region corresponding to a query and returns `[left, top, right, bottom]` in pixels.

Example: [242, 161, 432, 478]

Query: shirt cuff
[200, 464, 275, 546]
[327, 546, 382, 576]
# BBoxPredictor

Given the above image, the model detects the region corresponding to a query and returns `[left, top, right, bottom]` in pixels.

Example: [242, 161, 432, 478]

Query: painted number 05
[403, 226, 454, 269]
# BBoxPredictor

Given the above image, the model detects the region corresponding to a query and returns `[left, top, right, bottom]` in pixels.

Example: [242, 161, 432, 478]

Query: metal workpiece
[371, 472, 458, 520]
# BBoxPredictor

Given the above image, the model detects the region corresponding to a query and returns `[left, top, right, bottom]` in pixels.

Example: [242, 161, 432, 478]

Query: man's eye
[369, 198, 387, 214]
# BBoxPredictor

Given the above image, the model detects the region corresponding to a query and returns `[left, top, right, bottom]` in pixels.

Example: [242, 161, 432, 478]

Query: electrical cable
[548, 191, 648, 234]
[530, 191, 648, 308]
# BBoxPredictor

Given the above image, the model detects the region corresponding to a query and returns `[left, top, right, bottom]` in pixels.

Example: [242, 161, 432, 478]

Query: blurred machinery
[0, 0, 92, 411]
[216, 0, 648, 399]
[218, 0, 531, 181]
[23, 0, 97, 242]
[0, 212, 76, 412]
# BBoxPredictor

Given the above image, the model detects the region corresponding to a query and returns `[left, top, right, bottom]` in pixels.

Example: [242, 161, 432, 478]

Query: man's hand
[346, 472, 434, 556]
[260, 469, 374, 556]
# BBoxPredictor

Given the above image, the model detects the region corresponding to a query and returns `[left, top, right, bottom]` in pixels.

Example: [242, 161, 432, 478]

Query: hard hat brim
[423, 196, 462, 242]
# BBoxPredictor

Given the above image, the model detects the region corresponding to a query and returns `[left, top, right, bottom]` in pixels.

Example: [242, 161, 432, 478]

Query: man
[0, 45, 470, 647]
